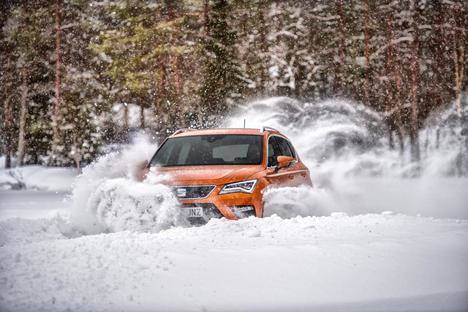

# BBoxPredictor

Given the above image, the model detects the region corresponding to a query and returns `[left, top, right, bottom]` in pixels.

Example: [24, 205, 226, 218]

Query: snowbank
[0, 217, 66, 246]
[0, 165, 77, 192]
[1, 214, 467, 311]
[263, 178, 468, 219]
[0, 170, 20, 190]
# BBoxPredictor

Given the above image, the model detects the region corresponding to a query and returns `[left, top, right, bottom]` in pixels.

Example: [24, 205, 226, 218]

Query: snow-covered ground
[0, 162, 77, 192]
[0, 165, 77, 220]
[1, 210, 468, 312]
[0, 190, 69, 220]
[1, 167, 468, 311]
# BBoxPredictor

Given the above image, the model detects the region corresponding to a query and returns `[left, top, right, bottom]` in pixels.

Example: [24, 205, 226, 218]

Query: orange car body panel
[146, 128, 312, 219]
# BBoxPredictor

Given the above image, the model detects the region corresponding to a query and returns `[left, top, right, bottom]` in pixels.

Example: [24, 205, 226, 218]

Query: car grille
[172, 185, 215, 199]
[181, 203, 223, 225]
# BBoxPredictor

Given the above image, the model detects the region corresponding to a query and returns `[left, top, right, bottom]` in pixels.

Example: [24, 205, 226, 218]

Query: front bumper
[177, 185, 263, 222]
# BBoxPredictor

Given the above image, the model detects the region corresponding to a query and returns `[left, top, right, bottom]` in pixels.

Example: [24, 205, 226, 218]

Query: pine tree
[2, 1, 54, 166]
[93, 0, 205, 134]
[199, 0, 246, 121]
[48, 0, 104, 167]
[1, 0, 466, 167]
[0, 1, 15, 168]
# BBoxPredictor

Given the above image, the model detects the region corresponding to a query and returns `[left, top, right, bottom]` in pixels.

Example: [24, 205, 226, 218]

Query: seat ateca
[143, 127, 312, 224]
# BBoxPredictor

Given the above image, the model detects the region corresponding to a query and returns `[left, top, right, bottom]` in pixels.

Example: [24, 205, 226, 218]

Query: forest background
[0, 0, 466, 168]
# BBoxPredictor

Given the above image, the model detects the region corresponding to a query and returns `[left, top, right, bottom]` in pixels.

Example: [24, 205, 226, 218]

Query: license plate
[185, 207, 203, 218]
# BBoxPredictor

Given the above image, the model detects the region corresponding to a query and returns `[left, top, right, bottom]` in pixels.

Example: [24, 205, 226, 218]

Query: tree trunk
[454, 42, 465, 116]
[409, 0, 421, 163]
[453, 3, 465, 117]
[385, 15, 395, 110]
[174, 55, 183, 95]
[3, 95, 13, 168]
[257, 3, 268, 95]
[17, 83, 28, 166]
[51, 0, 62, 161]
[71, 137, 81, 170]
[157, 56, 167, 122]
[174, 55, 184, 128]
[123, 103, 129, 129]
[431, 1, 445, 113]
[396, 119, 405, 155]
[335, 0, 346, 94]
[4, 149, 12, 169]
[388, 124, 394, 150]
[363, 0, 370, 104]
[139, 104, 145, 129]
[3, 56, 14, 168]
[203, 0, 209, 36]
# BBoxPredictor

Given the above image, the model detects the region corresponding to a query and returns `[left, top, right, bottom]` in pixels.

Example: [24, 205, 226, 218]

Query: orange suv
[146, 127, 312, 224]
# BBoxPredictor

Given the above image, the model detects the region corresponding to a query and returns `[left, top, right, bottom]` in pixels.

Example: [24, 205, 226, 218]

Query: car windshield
[150, 134, 263, 167]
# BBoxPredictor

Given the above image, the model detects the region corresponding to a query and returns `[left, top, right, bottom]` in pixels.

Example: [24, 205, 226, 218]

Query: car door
[280, 138, 310, 186]
[265, 136, 298, 187]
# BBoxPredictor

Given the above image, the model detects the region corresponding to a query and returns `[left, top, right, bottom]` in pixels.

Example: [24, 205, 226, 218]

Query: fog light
[230, 205, 255, 218]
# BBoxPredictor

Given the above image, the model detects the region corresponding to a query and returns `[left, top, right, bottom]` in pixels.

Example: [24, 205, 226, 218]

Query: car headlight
[219, 179, 257, 194]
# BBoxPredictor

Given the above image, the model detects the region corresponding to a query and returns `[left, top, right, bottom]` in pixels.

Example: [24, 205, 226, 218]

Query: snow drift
[0, 166, 77, 191]
[1, 214, 467, 311]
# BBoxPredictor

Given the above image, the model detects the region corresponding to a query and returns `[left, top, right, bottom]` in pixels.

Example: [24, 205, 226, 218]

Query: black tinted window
[268, 138, 278, 166]
[150, 135, 263, 167]
[268, 136, 295, 167]
[276, 137, 294, 158]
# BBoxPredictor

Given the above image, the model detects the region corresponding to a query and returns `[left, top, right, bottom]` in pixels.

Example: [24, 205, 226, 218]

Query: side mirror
[277, 156, 294, 169]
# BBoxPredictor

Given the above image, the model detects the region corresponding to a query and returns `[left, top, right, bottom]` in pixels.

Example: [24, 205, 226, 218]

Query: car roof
[170, 128, 281, 138]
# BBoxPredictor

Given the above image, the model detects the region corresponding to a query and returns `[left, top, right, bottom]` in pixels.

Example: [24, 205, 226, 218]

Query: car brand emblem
[176, 188, 187, 198]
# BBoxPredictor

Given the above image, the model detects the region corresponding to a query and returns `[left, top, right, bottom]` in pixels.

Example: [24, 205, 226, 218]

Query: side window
[275, 137, 294, 158]
[286, 141, 296, 158]
[267, 136, 295, 167]
[267, 137, 278, 167]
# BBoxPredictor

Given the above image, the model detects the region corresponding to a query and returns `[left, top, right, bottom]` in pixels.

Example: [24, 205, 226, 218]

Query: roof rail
[262, 126, 280, 133]
[172, 128, 195, 136]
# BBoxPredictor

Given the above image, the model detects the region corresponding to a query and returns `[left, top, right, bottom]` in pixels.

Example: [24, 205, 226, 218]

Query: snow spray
[69, 134, 185, 234]
[70, 97, 468, 234]
[225, 97, 468, 219]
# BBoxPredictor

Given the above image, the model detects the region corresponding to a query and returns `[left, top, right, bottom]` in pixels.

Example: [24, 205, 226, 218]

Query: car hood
[152, 165, 263, 186]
